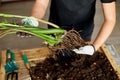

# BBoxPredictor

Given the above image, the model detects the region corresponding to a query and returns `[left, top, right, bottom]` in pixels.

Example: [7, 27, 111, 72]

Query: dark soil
[30, 30, 119, 80]
[31, 51, 119, 80]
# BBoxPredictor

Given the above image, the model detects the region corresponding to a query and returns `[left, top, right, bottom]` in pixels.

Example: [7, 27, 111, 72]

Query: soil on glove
[31, 51, 119, 80]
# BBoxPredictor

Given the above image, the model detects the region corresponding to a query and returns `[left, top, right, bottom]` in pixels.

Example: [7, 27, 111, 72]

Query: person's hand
[73, 45, 95, 55]
[21, 17, 39, 27]
[17, 17, 39, 37]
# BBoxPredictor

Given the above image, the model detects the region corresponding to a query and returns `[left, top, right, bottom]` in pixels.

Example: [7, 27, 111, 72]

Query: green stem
[0, 23, 66, 34]
[0, 13, 60, 28]
[13, 29, 62, 46]
[0, 29, 16, 38]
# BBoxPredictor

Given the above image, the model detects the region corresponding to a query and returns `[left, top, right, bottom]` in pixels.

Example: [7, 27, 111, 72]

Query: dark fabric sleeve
[100, 0, 116, 3]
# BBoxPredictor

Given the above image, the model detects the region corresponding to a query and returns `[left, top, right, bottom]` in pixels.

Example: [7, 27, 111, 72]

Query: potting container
[0, 45, 120, 80]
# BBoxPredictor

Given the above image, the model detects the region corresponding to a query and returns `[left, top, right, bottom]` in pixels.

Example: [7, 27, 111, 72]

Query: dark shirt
[49, 0, 116, 26]
[49, 0, 116, 41]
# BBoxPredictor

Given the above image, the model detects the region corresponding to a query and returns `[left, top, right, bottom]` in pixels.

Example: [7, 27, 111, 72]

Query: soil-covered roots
[48, 30, 86, 61]
[49, 30, 86, 52]
[62, 30, 85, 49]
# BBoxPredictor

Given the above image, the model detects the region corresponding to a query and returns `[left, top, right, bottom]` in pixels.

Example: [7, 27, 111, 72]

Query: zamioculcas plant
[0, 13, 86, 62]
[0, 13, 66, 46]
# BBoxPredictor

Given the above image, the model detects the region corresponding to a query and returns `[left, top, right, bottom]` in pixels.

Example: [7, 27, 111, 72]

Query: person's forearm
[93, 2, 116, 50]
[93, 20, 116, 50]
[31, 0, 50, 19]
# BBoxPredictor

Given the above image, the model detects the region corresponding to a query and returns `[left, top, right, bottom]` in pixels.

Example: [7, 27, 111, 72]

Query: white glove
[21, 17, 39, 27]
[73, 45, 95, 55]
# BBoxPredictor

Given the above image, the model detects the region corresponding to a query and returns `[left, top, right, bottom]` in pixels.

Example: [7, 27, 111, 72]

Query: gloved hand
[17, 17, 39, 37]
[21, 17, 39, 27]
[73, 45, 95, 55]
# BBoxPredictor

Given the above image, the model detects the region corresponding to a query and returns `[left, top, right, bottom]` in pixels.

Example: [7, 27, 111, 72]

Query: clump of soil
[31, 51, 119, 80]
[49, 30, 86, 52]
[30, 30, 119, 80]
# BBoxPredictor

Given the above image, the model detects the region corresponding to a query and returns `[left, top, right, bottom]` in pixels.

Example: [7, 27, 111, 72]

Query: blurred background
[0, 0, 120, 58]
